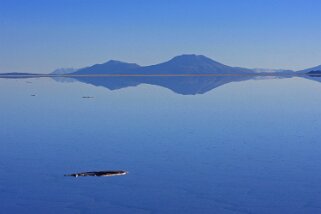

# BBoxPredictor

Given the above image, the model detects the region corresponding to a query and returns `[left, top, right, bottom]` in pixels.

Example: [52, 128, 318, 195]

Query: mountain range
[72, 54, 272, 75]
[1, 54, 320, 95]
[1, 54, 321, 75]
[63, 54, 321, 75]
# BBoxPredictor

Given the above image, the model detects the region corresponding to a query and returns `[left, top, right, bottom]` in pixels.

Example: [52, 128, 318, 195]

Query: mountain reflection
[305, 75, 321, 84]
[3, 74, 318, 95]
[57, 76, 272, 95]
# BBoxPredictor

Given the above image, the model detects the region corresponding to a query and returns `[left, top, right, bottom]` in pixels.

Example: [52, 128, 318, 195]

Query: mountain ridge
[1, 54, 320, 75]
[75, 60, 141, 74]
[297, 65, 321, 73]
[72, 54, 254, 75]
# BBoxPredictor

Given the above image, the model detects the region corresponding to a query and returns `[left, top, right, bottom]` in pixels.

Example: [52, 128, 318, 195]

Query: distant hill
[74, 60, 141, 75]
[71, 55, 253, 75]
[307, 70, 321, 75]
[0, 72, 35, 75]
[137, 54, 254, 74]
[297, 65, 321, 73]
[0, 72, 40, 78]
[1, 55, 320, 76]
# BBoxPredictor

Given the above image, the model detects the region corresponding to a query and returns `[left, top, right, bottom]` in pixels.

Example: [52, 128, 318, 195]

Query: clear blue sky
[1, 0, 321, 73]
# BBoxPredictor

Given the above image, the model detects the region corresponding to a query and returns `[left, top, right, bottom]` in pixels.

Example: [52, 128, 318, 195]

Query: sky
[1, 0, 321, 73]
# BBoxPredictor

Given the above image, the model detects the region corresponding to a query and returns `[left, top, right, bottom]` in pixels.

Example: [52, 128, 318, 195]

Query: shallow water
[1, 76, 321, 213]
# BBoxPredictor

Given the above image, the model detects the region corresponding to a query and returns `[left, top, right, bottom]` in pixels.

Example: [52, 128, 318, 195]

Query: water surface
[1, 76, 321, 213]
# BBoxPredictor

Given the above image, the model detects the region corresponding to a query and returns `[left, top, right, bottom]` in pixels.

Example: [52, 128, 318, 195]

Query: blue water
[1, 76, 321, 213]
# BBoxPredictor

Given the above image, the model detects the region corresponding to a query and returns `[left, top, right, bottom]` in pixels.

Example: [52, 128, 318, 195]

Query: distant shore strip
[0, 73, 318, 77]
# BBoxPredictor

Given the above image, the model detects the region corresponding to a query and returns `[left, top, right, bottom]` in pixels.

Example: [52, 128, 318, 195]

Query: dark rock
[65, 170, 128, 177]
[307, 70, 321, 76]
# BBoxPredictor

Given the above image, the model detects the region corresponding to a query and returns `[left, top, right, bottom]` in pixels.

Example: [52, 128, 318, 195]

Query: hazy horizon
[1, 0, 321, 73]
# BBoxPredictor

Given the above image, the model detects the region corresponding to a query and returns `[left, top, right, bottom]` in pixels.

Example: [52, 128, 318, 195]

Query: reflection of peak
[69, 76, 255, 95]
[303, 72, 321, 84]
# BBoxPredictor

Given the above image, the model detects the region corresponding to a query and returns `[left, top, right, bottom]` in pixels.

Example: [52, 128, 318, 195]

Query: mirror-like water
[1, 76, 321, 213]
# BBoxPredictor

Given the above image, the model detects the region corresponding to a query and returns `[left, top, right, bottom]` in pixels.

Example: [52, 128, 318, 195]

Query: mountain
[307, 70, 321, 75]
[71, 55, 253, 75]
[73, 60, 141, 75]
[138, 54, 254, 74]
[1, 55, 318, 76]
[302, 71, 321, 85]
[51, 68, 77, 75]
[297, 65, 321, 73]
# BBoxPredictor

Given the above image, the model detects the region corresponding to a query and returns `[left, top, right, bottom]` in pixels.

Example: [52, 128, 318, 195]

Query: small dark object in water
[30, 94, 36, 96]
[65, 170, 128, 177]
[82, 96, 94, 99]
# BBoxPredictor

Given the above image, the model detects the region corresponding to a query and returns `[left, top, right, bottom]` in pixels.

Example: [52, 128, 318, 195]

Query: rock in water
[65, 170, 128, 177]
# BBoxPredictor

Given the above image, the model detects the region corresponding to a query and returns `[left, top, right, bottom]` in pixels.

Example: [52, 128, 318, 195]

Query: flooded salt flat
[1, 76, 321, 213]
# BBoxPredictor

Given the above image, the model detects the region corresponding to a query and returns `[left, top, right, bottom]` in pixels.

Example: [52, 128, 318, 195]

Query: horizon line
[0, 73, 317, 77]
